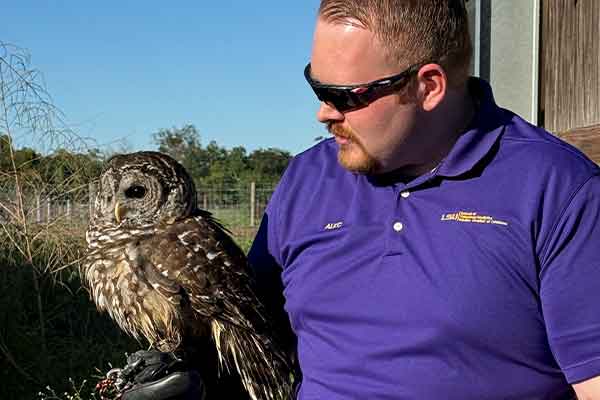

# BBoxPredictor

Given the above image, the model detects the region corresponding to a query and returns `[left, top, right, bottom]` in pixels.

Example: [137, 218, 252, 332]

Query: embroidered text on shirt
[440, 211, 508, 226]
[324, 222, 344, 230]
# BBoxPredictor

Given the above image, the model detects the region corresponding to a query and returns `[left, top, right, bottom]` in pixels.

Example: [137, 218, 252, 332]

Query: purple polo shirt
[248, 79, 600, 399]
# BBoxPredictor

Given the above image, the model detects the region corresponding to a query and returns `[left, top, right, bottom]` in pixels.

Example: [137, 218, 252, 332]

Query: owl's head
[91, 151, 197, 227]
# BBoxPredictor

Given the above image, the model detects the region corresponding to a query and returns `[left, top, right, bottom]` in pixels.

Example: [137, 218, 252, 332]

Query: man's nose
[317, 102, 344, 123]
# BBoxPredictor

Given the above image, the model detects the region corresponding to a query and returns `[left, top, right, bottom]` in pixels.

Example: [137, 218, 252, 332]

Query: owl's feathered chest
[83, 215, 251, 349]
[84, 222, 192, 349]
[85, 222, 155, 287]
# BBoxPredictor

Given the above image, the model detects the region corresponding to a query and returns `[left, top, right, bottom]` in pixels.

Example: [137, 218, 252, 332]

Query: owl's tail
[210, 319, 295, 400]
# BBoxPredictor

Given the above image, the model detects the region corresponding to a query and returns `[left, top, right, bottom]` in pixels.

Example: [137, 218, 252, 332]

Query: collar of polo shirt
[435, 78, 510, 178]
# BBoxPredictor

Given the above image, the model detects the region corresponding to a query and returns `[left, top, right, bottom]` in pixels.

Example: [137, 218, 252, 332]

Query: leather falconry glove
[101, 350, 206, 400]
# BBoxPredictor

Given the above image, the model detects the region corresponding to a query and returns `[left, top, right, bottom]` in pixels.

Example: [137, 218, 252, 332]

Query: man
[123, 0, 600, 399]
[248, 0, 600, 399]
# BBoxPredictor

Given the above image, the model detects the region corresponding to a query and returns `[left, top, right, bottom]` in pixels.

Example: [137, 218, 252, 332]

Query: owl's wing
[143, 213, 268, 333]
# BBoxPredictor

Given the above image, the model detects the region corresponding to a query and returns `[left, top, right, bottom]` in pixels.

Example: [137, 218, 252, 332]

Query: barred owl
[83, 151, 294, 400]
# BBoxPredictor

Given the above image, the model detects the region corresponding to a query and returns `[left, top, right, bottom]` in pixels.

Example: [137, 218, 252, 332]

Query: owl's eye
[125, 185, 147, 199]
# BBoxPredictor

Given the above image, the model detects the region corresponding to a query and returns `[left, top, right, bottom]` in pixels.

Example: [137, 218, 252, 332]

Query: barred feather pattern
[211, 319, 293, 400]
[83, 152, 295, 400]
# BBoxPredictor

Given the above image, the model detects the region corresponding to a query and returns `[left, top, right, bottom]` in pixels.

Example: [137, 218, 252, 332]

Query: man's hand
[107, 350, 206, 400]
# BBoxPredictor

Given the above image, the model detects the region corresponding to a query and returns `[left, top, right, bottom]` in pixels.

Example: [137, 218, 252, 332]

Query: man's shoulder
[499, 112, 599, 178]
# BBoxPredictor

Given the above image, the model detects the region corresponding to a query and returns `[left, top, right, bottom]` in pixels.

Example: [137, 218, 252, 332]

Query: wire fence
[0, 182, 276, 246]
[196, 183, 274, 245]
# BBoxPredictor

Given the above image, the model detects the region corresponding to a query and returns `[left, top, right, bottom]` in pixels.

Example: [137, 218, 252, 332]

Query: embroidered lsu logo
[324, 221, 344, 230]
[441, 211, 508, 226]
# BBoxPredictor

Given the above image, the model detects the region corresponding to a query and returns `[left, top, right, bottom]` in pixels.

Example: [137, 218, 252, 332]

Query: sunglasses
[304, 62, 424, 112]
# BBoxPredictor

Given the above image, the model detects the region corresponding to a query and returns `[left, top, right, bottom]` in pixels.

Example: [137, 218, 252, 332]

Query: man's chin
[337, 147, 378, 174]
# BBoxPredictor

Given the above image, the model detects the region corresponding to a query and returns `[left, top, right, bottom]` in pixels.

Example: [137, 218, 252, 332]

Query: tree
[0, 134, 40, 174]
[247, 148, 292, 184]
[35, 148, 102, 194]
[152, 124, 209, 180]
[153, 124, 200, 161]
[152, 124, 292, 188]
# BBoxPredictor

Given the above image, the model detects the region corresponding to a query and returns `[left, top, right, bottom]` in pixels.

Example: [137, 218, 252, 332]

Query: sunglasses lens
[320, 89, 349, 111]
[304, 61, 421, 112]
[305, 63, 369, 112]
[317, 88, 366, 112]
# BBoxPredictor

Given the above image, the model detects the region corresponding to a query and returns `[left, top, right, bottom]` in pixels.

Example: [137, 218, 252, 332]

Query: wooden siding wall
[559, 123, 600, 164]
[540, 0, 600, 134]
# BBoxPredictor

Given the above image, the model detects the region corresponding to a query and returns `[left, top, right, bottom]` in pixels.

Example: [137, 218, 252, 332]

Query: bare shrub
[0, 42, 138, 399]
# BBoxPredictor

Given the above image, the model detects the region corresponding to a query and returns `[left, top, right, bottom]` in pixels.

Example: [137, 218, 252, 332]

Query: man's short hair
[318, 0, 472, 86]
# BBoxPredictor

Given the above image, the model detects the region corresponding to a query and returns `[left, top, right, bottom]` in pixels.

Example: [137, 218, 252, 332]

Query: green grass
[208, 207, 258, 253]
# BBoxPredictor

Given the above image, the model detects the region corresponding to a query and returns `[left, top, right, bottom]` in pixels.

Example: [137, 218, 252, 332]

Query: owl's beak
[114, 201, 125, 223]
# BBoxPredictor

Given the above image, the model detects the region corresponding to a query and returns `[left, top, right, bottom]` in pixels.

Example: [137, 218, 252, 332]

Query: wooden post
[46, 198, 51, 222]
[203, 192, 208, 210]
[250, 181, 256, 227]
[66, 198, 71, 220]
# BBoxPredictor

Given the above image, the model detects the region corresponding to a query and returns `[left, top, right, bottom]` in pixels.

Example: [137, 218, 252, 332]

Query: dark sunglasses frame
[304, 62, 425, 112]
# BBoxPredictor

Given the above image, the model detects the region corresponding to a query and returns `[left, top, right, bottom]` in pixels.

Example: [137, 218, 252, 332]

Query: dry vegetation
[0, 42, 138, 400]
[1, 39, 275, 399]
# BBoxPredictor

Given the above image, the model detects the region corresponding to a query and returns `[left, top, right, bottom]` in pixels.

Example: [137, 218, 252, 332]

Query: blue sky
[2, 1, 325, 155]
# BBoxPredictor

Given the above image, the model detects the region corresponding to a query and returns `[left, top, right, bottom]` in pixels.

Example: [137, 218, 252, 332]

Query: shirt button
[393, 222, 404, 232]
[400, 191, 410, 199]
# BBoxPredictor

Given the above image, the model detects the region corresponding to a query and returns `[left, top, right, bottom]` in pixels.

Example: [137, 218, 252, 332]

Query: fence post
[89, 182, 96, 219]
[46, 198, 51, 222]
[203, 192, 208, 210]
[66, 198, 71, 220]
[250, 181, 256, 227]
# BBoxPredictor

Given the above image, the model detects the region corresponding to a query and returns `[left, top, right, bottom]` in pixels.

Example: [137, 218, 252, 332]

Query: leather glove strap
[122, 350, 184, 385]
[121, 370, 205, 400]
[97, 350, 206, 400]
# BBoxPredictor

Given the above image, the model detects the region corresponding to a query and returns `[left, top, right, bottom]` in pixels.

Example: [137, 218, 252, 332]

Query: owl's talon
[107, 367, 122, 380]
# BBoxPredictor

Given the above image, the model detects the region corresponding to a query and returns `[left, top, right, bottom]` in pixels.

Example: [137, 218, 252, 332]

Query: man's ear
[416, 64, 447, 111]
